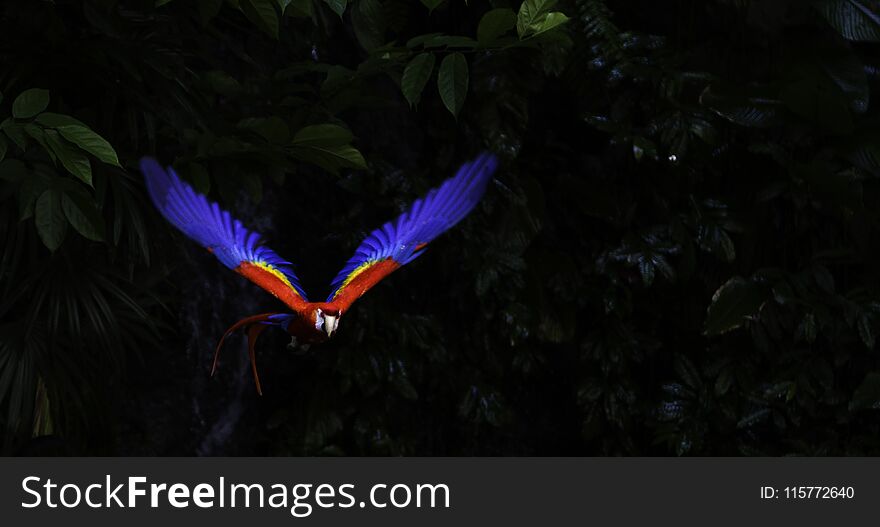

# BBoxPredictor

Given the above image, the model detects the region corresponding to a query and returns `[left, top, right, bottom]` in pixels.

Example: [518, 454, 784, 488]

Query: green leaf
[12, 89, 50, 120]
[699, 84, 783, 128]
[401, 53, 435, 107]
[55, 125, 121, 167]
[291, 124, 365, 173]
[0, 136, 6, 163]
[237, 116, 290, 144]
[61, 192, 105, 242]
[35, 189, 68, 251]
[44, 130, 93, 186]
[420, 0, 445, 12]
[423, 35, 478, 49]
[243, 0, 279, 39]
[352, 0, 386, 51]
[287, 0, 313, 17]
[850, 372, 880, 411]
[814, 0, 880, 42]
[516, 0, 557, 38]
[292, 124, 354, 147]
[407, 33, 445, 48]
[35, 112, 87, 129]
[291, 144, 367, 173]
[529, 11, 569, 37]
[203, 71, 242, 97]
[437, 53, 469, 118]
[322, 0, 347, 17]
[477, 8, 517, 45]
[1, 118, 27, 150]
[23, 124, 56, 164]
[704, 276, 768, 336]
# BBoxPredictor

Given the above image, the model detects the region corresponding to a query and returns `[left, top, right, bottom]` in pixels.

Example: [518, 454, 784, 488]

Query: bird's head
[314, 307, 341, 338]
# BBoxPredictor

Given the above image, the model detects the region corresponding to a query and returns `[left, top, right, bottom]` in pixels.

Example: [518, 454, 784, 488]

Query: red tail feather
[212, 313, 282, 395]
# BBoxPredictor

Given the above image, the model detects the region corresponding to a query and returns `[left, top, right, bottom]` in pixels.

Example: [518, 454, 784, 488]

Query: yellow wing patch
[253, 261, 299, 296]
[334, 260, 377, 298]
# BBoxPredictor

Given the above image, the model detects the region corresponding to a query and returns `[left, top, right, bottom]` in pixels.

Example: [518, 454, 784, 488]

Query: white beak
[324, 315, 337, 337]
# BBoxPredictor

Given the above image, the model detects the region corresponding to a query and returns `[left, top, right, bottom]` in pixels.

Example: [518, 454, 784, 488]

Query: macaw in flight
[140, 153, 498, 394]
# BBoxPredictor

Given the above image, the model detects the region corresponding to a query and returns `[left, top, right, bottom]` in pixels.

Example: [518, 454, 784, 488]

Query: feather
[326, 152, 498, 306]
[140, 158, 310, 310]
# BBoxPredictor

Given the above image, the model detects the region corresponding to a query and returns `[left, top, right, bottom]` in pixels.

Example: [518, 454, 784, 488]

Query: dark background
[3, 0, 880, 456]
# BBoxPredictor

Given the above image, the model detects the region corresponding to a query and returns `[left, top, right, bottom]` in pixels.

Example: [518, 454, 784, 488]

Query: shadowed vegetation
[2, 0, 880, 455]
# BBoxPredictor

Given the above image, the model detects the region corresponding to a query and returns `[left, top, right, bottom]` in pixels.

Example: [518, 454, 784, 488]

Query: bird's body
[141, 153, 498, 394]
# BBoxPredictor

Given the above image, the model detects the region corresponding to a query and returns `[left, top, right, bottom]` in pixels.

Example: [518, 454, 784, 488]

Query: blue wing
[326, 152, 498, 304]
[140, 158, 310, 309]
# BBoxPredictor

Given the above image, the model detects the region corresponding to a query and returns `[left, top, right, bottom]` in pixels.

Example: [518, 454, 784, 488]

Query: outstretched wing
[326, 152, 498, 312]
[140, 158, 310, 313]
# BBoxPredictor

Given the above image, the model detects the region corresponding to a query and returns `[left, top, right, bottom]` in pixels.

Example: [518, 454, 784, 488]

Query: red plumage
[141, 153, 499, 394]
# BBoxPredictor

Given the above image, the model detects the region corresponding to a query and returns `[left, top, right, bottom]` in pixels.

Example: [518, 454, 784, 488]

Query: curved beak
[324, 315, 337, 337]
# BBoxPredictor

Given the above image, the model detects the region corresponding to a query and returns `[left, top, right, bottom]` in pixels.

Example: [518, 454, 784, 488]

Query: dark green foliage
[2, 0, 880, 456]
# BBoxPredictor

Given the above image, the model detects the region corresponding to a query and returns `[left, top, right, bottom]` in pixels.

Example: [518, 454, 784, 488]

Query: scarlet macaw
[140, 153, 498, 394]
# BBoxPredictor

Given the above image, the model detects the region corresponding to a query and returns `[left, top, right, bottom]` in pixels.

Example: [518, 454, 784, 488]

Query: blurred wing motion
[326, 152, 498, 311]
[140, 158, 310, 313]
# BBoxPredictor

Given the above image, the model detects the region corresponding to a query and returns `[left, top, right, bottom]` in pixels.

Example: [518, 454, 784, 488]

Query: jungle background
[3, 0, 880, 456]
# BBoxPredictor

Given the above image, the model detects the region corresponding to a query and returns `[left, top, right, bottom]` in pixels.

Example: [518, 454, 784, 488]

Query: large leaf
[352, 0, 386, 51]
[237, 116, 290, 144]
[699, 84, 783, 128]
[478, 8, 517, 45]
[401, 53, 435, 107]
[56, 125, 121, 167]
[527, 11, 569, 37]
[24, 124, 57, 164]
[292, 124, 354, 146]
[437, 53, 469, 118]
[61, 192, 105, 242]
[814, 0, 880, 42]
[704, 276, 769, 336]
[12, 89, 50, 119]
[322, 0, 347, 17]
[44, 130, 93, 186]
[203, 71, 242, 96]
[243, 0, 279, 39]
[291, 124, 365, 173]
[1, 118, 27, 150]
[516, 0, 557, 37]
[421, 35, 477, 49]
[35, 112, 87, 129]
[291, 145, 367, 173]
[35, 189, 68, 251]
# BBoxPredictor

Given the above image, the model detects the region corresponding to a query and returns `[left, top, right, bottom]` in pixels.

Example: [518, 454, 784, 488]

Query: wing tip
[139, 156, 162, 174]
